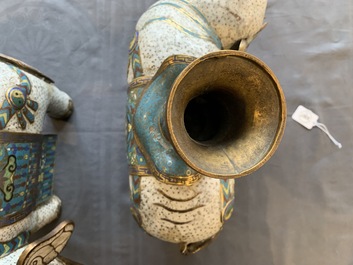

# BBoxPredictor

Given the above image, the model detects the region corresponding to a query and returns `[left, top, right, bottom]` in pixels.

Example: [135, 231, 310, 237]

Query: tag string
[314, 122, 342, 149]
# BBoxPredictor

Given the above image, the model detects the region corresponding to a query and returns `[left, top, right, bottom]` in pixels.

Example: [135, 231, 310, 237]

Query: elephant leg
[47, 85, 74, 120]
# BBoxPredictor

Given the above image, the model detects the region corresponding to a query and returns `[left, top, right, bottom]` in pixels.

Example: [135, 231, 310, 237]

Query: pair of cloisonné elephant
[1, 0, 286, 263]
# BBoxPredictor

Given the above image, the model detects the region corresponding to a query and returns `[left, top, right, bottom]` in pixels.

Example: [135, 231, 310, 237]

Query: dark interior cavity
[183, 89, 246, 145]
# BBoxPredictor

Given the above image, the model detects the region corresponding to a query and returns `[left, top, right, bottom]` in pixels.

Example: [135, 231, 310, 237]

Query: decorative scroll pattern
[17, 220, 74, 265]
[0, 146, 17, 202]
[0, 135, 41, 227]
[0, 231, 30, 258]
[0, 134, 57, 228]
[0, 64, 39, 130]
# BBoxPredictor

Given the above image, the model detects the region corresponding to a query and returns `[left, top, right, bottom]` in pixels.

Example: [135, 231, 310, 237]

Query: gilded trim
[129, 163, 202, 186]
[167, 50, 287, 179]
[129, 165, 151, 176]
[154, 55, 196, 77]
[0, 54, 54, 84]
[128, 76, 152, 91]
[132, 55, 195, 113]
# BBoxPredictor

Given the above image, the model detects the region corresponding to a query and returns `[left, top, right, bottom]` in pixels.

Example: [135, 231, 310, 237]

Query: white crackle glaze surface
[0, 61, 72, 133]
[0, 195, 61, 242]
[138, 177, 235, 243]
[190, 0, 267, 49]
[0, 58, 72, 259]
[128, 0, 266, 82]
[0, 246, 65, 265]
[1, 0, 351, 264]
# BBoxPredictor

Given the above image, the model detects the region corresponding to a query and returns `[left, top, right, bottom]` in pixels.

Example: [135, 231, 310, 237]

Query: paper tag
[292, 105, 342, 148]
[292, 105, 319, 129]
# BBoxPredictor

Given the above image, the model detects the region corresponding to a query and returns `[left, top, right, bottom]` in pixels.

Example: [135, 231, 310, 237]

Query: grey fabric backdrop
[0, 0, 352, 264]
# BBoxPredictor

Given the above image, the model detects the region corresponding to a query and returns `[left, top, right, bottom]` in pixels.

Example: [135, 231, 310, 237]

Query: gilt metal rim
[167, 50, 287, 179]
[0, 53, 54, 84]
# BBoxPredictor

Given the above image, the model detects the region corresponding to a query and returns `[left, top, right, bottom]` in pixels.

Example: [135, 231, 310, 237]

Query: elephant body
[0, 54, 74, 263]
[127, 0, 267, 254]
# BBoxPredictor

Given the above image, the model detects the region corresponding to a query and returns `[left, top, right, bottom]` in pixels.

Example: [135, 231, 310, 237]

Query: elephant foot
[179, 233, 219, 255]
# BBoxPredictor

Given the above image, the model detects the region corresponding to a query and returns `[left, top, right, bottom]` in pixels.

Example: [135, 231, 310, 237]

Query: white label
[292, 105, 342, 148]
[291, 105, 319, 130]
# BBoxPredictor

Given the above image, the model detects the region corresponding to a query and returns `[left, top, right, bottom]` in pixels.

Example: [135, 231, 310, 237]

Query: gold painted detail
[128, 76, 152, 91]
[154, 55, 195, 77]
[154, 171, 202, 186]
[129, 165, 151, 176]
[167, 50, 286, 179]
[128, 164, 201, 186]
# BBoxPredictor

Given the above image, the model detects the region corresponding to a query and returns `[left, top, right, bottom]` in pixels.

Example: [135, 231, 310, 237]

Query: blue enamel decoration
[0, 64, 38, 130]
[133, 56, 199, 183]
[0, 133, 57, 227]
